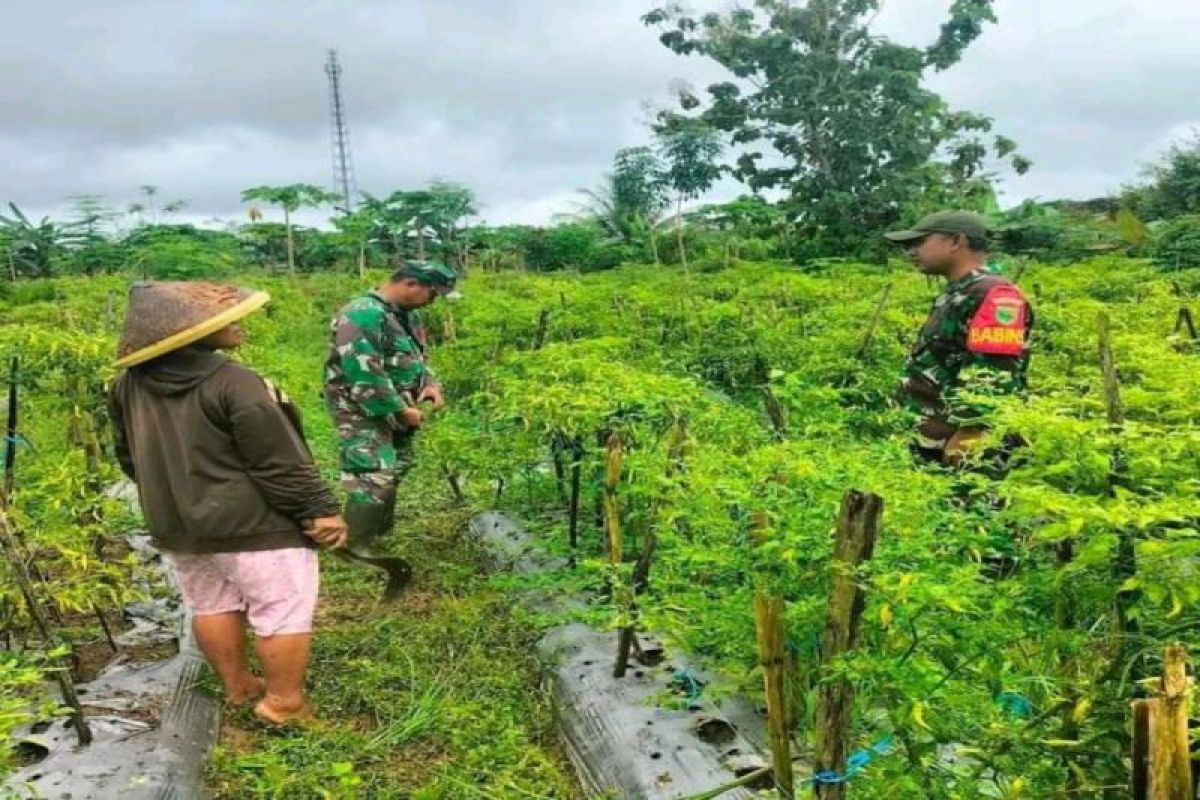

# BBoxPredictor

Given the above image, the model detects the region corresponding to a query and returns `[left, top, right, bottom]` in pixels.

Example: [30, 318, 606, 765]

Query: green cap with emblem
[394, 260, 461, 299]
[884, 210, 990, 244]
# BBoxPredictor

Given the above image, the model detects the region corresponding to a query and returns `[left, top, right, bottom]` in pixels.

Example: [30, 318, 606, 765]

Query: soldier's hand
[398, 406, 425, 429]
[303, 515, 348, 549]
[417, 384, 445, 410]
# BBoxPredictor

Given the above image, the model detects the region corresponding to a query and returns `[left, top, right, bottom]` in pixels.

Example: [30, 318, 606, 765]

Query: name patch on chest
[966, 284, 1028, 356]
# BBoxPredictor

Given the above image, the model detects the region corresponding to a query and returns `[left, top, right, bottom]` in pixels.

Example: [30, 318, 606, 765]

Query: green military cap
[395, 260, 460, 297]
[884, 210, 990, 243]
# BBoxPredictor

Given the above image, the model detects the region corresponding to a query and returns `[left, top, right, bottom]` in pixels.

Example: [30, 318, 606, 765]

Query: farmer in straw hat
[108, 281, 346, 725]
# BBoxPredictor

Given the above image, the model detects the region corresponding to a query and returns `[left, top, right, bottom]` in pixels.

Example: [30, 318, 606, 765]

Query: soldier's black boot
[339, 492, 413, 601]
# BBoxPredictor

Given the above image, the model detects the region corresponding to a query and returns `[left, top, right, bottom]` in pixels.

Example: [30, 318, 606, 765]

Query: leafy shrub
[130, 237, 236, 279]
[1150, 215, 1200, 270]
[525, 223, 603, 271]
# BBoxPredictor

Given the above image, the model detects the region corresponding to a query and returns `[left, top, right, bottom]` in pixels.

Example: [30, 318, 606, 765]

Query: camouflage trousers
[339, 426, 416, 506]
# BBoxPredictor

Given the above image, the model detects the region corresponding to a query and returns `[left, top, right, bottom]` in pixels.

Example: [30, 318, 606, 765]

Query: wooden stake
[4, 357, 17, 503]
[603, 432, 636, 678]
[602, 431, 623, 564]
[618, 418, 690, 678]
[755, 590, 793, 798]
[1098, 311, 1125, 429]
[763, 386, 787, 441]
[1132, 698, 1152, 800]
[853, 283, 894, 360]
[815, 490, 883, 800]
[1174, 307, 1197, 342]
[532, 308, 551, 350]
[566, 436, 583, 568]
[1148, 645, 1193, 800]
[1098, 311, 1140, 676]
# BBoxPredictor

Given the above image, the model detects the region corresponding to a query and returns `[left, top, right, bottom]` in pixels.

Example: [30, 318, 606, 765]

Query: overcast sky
[3, 0, 1198, 229]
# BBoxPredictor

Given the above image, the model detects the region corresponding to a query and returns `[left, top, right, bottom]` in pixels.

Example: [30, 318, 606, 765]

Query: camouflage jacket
[902, 270, 1033, 446]
[323, 291, 434, 427]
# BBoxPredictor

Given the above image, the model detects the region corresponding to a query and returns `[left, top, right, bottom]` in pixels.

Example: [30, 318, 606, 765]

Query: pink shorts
[167, 548, 319, 637]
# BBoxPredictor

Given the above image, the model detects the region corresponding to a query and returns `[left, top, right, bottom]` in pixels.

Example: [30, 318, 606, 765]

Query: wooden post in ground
[533, 308, 551, 350]
[853, 283, 894, 360]
[1098, 312, 1140, 676]
[763, 386, 787, 441]
[755, 590, 793, 798]
[1133, 645, 1193, 800]
[567, 435, 583, 568]
[814, 490, 883, 800]
[603, 432, 634, 678]
[1132, 699, 1152, 800]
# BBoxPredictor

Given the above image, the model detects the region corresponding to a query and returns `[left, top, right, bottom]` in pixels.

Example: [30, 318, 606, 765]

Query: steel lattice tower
[324, 49, 357, 213]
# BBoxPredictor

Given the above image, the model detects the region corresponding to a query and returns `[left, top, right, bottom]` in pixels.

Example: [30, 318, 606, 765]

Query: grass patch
[206, 484, 580, 799]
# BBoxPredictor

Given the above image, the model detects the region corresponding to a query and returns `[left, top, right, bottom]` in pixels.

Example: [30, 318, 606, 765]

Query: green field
[3, 256, 1199, 797]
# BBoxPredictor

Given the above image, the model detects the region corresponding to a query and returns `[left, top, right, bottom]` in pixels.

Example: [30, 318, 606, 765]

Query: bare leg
[253, 633, 313, 724]
[191, 612, 264, 703]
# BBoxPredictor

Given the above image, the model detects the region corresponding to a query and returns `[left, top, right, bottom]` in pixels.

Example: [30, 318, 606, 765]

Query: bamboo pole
[1174, 307, 1197, 342]
[4, 357, 17, 503]
[532, 308, 551, 350]
[618, 417, 690, 676]
[603, 432, 637, 678]
[1132, 699, 1152, 800]
[1098, 312, 1140, 677]
[853, 282, 893, 360]
[814, 490, 883, 800]
[763, 386, 787, 441]
[1149, 645, 1192, 800]
[755, 590, 793, 798]
[567, 435, 583, 568]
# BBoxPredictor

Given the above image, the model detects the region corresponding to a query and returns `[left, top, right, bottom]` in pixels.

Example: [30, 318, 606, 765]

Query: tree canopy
[643, 0, 1030, 260]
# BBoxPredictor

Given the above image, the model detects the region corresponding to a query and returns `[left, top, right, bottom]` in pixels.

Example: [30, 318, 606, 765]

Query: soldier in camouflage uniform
[886, 211, 1034, 466]
[323, 261, 459, 598]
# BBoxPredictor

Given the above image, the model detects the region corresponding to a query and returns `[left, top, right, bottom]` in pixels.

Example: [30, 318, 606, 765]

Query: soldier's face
[907, 234, 958, 275]
[390, 279, 438, 308]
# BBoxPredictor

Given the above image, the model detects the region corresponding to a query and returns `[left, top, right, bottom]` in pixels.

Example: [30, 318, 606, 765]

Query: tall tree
[579, 147, 669, 263]
[643, 0, 1030, 259]
[425, 181, 478, 270]
[240, 184, 341, 275]
[1123, 133, 1200, 221]
[361, 183, 477, 268]
[332, 207, 378, 277]
[655, 119, 724, 268]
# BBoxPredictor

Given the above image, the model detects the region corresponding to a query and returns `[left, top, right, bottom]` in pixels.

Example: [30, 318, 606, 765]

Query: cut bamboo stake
[1132, 699, 1152, 800]
[1098, 311, 1140, 677]
[853, 283, 894, 360]
[532, 308, 551, 350]
[755, 590, 793, 798]
[4, 356, 18, 503]
[763, 386, 787, 441]
[567, 435, 583, 568]
[815, 490, 883, 800]
[617, 417, 690, 674]
[1150, 645, 1192, 800]
[1174, 307, 1197, 342]
[603, 432, 636, 678]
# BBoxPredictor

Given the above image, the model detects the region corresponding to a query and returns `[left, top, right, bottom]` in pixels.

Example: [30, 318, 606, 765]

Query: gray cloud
[2, 0, 1198, 227]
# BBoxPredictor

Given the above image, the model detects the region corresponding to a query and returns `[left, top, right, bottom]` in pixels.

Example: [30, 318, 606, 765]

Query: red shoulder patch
[966, 284, 1028, 356]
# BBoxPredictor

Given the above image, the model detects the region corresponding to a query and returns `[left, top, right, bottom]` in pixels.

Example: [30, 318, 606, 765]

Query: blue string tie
[669, 669, 704, 710]
[801, 735, 894, 786]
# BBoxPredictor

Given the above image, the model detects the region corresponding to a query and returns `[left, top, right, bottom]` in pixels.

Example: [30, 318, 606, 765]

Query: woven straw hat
[114, 281, 270, 368]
